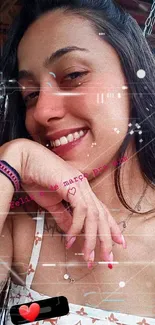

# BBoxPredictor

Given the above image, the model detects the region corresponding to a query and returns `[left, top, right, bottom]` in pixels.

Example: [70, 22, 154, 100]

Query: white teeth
[79, 130, 84, 136]
[51, 129, 86, 148]
[67, 134, 74, 142]
[74, 132, 80, 140]
[55, 139, 61, 147]
[59, 136, 68, 145]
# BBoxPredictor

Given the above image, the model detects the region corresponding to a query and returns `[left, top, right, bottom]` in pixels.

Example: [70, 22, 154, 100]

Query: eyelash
[63, 70, 88, 81]
[23, 70, 88, 105]
[23, 91, 39, 104]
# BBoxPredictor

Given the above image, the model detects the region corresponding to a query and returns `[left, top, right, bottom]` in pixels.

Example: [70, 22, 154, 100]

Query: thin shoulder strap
[25, 210, 45, 289]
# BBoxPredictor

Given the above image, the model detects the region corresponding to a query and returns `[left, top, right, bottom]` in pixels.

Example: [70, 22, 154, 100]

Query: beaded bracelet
[0, 160, 21, 192]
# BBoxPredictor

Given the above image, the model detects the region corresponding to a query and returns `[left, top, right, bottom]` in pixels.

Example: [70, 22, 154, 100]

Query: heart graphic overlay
[68, 187, 76, 196]
[10, 296, 69, 324]
[19, 303, 40, 322]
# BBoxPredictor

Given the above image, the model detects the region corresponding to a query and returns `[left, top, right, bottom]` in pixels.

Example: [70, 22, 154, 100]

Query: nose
[33, 83, 66, 126]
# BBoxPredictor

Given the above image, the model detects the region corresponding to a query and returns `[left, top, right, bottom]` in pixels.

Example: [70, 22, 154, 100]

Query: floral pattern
[6, 212, 155, 325]
[76, 307, 88, 316]
[108, 313, 119, 322]
[137, 319, 151, 325]
[27, 263, 35, 275]
[34, 232, 42, 245]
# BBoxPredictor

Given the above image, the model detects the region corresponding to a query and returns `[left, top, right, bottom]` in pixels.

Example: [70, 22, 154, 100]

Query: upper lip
[46, 127, 89, 141]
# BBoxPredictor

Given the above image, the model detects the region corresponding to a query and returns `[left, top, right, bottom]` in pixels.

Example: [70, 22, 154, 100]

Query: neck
[89, 145, 152, 223]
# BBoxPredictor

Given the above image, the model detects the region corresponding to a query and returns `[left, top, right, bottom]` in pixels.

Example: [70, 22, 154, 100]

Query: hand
[1, 139, 125, 267]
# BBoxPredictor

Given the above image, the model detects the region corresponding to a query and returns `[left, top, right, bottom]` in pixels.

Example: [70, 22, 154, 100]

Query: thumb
[47, 202, 72, 233]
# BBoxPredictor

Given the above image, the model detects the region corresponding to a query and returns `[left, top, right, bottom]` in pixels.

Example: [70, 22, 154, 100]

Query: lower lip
[50, 131, 88, 156]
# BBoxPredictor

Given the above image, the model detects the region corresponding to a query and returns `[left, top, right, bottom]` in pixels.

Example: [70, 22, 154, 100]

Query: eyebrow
[18, 46, 89, 81]
[18, 70, 35, 83]
[44, 46, 89, 67]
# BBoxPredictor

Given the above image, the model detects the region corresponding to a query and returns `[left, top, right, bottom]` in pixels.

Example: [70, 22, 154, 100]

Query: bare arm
[0, 138, 124, 266]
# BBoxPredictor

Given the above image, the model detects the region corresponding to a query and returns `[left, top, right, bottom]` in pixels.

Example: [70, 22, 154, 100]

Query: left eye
[60, 71, 88, 88]
[65, 71, 87, 80]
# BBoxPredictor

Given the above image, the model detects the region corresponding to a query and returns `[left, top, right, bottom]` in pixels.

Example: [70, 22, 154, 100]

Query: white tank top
[5, 210, 155, 325]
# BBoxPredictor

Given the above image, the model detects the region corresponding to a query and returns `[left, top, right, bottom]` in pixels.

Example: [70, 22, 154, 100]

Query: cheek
[71, 83, 130, 165]
[70, 82, 130, 130]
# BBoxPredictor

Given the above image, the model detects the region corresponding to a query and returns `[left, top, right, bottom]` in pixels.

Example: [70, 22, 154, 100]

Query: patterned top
[6, 210, 155, 325]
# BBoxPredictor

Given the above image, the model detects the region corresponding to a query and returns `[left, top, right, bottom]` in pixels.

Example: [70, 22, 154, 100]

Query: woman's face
[17, 9, 130, 176]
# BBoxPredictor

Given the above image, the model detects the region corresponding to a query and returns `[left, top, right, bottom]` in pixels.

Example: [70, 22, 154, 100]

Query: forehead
[18, 10, 95, 66]
[17, 10, 115, 71]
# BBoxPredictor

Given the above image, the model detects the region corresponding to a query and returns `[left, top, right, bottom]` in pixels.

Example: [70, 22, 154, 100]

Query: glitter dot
[64, 274, 69, 280]
[137, 69, 146, 79]
[119, 281, 125, 288]
[122, 85, 128, 90]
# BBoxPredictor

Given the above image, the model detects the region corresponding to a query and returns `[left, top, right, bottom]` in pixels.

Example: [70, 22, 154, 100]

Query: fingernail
[105, 251, 113, 262]
[89, 250, 95, 262]
[87, 261, 93, 269]
[87, 250, 95, 269]
[121, 235, 127, 249]
[65, 236, 76, 249]
[107, 252, 113, 269]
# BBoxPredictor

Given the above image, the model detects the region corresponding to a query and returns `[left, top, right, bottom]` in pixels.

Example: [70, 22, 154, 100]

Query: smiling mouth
[49, 129, 88, 149]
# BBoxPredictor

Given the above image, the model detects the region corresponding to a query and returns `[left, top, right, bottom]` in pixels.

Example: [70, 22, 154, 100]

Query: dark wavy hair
[1, 0, 155, 214]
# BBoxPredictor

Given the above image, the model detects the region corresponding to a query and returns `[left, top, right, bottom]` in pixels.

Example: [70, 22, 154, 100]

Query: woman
[1, 0, 155, 323]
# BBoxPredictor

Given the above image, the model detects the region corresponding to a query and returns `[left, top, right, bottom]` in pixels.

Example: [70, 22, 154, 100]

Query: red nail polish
[108, 263, 113, 269]
[87, 261, 93, 269]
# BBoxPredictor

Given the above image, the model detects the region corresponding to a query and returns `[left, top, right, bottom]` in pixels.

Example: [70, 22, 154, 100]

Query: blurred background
[0, 0, 155, 48]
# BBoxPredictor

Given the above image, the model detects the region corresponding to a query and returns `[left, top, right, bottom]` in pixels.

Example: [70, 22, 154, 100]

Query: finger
[82, 210, 98, 262]
[77, 187, 98, 257]
[100, 202, 126, 248]
[48, 202, 72, 233]
[65, 204, 87, 243]
[98, 212, 113, 262]
[65, 183, 99, 262]
[108, 213, 127, 248]
[89, 196, 113, 262]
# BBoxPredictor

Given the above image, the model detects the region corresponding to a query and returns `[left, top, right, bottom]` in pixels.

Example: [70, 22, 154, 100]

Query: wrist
[0, 139, 23, 175]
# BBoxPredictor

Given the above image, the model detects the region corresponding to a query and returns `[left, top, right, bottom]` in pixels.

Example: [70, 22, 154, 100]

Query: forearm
[0, 140, 22, 234]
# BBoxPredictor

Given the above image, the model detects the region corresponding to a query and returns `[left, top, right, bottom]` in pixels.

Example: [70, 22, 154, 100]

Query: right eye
[23, 91, 39, 106]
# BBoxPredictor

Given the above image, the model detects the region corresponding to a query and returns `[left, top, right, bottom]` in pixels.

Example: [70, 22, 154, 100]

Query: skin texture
[7, 9, 155, 316]
[17, 10, 129, 184]
[17, 9, 151, 215]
